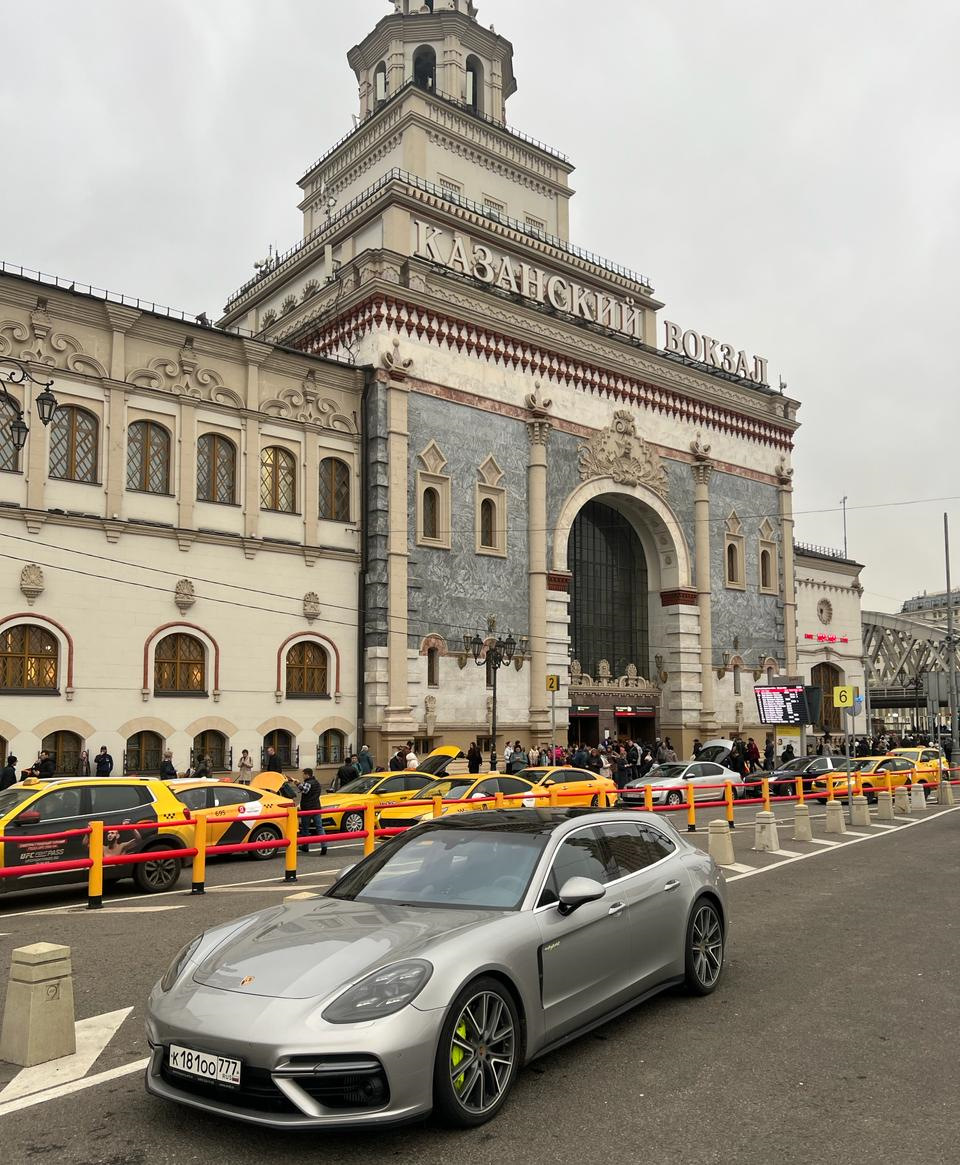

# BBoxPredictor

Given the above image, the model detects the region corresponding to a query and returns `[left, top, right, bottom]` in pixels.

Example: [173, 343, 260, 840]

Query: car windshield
[653, 764, 688, 779]
[328, 826, 549, 910]
[417, 778, 476, 802]
[0, 787, 36, 816]
[337, 775, 382, 796]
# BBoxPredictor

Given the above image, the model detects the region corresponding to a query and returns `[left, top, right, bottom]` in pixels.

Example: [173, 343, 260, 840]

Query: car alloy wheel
[589, 795, 599, 807]
[434, 977, 520, 1128]
[684, 900, 724, 995]
[248, 824, 282, 860]
[133, 846, 181, 893]
[666, 790, 683, 806]
[343, 812, 364, 835]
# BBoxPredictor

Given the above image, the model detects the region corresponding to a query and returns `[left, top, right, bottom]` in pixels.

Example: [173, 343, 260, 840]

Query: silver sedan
[621, 761, 746, 806]
[145, 807, 728, 1130]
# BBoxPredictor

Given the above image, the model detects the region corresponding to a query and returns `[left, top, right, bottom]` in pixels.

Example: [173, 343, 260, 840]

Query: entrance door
[570, 716, 599, 748]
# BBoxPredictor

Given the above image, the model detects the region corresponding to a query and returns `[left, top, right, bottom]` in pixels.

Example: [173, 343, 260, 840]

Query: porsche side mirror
[557, 876, 605, 916]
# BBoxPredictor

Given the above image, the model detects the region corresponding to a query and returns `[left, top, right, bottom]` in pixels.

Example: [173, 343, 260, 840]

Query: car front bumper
[145, 982, 442, 1129]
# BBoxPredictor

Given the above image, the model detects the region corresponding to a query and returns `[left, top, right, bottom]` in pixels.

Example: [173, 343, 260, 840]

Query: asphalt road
[0, 806, 958, 1165]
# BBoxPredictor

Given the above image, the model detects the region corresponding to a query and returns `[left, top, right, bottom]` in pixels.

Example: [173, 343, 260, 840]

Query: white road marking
[840, 830, 870, 838]
[720, 862, 756, 874]
[0, 1058, 148, 1117]
[725, 806, 959, 882]
[770, 849, 804, 857]
[44, 905, 188, 916]
[867, 823, 898, 830]
[806, 837, 842, 846]
[0, 1008, 132, 1102]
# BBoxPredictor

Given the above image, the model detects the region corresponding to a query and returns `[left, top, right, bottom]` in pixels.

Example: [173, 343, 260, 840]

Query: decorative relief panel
[260, 371, 357, 432]
[0, 297, 106, 377]
[19, 563, 44, 606]
[578, 410, 668, 496]
[128, 337, 244, 408]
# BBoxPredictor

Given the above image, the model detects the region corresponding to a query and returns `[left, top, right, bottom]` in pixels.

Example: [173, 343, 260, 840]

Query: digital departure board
[754, 685, 811, 725]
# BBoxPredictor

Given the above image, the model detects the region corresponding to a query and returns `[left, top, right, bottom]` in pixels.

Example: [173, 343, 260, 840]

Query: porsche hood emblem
[240, 976, 255, 987]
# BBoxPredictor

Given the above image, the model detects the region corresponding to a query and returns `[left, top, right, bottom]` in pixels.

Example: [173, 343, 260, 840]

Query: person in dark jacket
[94, 747, 114, 777]
[357, 746, 375, 775]
[571, 745, 590, 769]
[193, 755, 212, 780]
[297, 768, 327, 855]
[388, 748, 405, 771]
[467, 743, 482, 775]
[37, 751, 56, 780]
[333, 755, 361, 791]
[0, 756, 17, 791]
[160, 751, 177, 781]
[264, 747, 283, 773]
[76, 750, 91, 778]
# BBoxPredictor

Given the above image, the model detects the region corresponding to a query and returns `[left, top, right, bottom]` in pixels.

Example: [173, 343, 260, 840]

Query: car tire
[666, 790, 683, 806]
[589, 795, 599, 807]
[684, 898, 725, 996]
[248, 824, 282, 860]
[433, 976, 521, 1129]
[343, 811, 364, 836]
[132, 845, 182, 894]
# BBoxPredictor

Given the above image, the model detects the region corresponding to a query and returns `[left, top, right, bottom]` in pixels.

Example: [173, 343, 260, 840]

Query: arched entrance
[812, 662, 842, 736]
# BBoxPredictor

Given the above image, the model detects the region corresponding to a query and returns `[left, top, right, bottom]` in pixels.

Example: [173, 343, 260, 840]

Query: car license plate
[169, 1044, 241, 1087]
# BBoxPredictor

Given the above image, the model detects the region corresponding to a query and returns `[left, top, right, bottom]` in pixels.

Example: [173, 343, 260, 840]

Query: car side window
[640, 825, 676, 861]
[498, 777, 532, 796]
[176, 788, 209, 811]
[598, 822, 656, 876]
[538, 827, 609, 907]
[472, 779, 500, 798]
[921, 751, 939, 763]
[377, 777, 408, 794]
[811, 759, 828, 772]
[700, 763, 724, 776]
[212, 787, 255, 808]
[89, 785, 151, 815]
[405, 776, 430, 792]
[33, 787, 84, 821]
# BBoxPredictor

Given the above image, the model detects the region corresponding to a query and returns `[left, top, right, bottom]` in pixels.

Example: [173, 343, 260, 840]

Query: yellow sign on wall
[546, 674, 560, 692]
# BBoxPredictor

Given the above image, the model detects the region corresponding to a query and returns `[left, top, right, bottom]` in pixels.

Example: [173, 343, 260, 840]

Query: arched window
[726, 542, 739, 585]
[427, 646, 440, 688]
[466, 55, 484, 114]
[49, 405, 98, 483]
[319, 457, 351, 522]
[154, 633, 206, 695]
[1, 397, 21, 473]
[197, 433, 237, 504]
[0, 624, 59, 691]
[374, 61, 388, 104]
[413, 45, 437, 92]
[760, 548, 772, 591]
[260, 446, 296, 512]
[42, 731, 83, 776]
[422, 486, 439, 540]
[263, 730, 295, 770]
[126, 731, 164, 775]
[126, 420, 171, 494]
[193, 730, 228, 772]
[480, 497, 496, 549]
[286, 641, 329, 697]
[317, 730, 345, 766]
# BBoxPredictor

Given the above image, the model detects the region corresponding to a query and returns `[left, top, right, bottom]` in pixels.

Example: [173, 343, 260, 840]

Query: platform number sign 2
[546, 674, 561, 692]
[833, 685, 855, 709]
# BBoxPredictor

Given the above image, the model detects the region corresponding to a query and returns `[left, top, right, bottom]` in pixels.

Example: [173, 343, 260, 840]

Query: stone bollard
[0, 943, 76, 1067]
[910, 784, 927, 813]
[792, 803, 813, 842]
[825, 800, 847, 835]
[850, 794, 871, 827]
[941, 781, 955, 807]
[708, 819, 735, 866]
[753, 810, 780, 852]
[876, 790, 895, 821]
[894, 786, 911, 815]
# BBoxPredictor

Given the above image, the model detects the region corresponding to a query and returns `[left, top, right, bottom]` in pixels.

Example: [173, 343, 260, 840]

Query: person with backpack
[297, 768, 328, 856]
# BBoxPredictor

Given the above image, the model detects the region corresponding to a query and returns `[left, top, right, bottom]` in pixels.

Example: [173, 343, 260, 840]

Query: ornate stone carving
[19, 563, 44, 606]
[174, 578, 196, 614]
[129, 337, 244, 408]
[817, 598, 834, 626]
[597, 659, 612, 679]
[568, 659, 660, 692]
[690, 432, 712, 462]
[424, 694, 437, 735]
[776, 458, 795, 486]
[0, 297, 106, 377]
[261, 371, 356, 432]
[303, 592, 321, 623]
[524, 383, 553, 417]
[381, 337, 413, 375]
[578, 410, 668, 496]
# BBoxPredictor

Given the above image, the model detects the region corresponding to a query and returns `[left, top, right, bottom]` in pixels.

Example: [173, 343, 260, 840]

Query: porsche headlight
[322, 960, 433, 1024]
[159, 937, 201, 992]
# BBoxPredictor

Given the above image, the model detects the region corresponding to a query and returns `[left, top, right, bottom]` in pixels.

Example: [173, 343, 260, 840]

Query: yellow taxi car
[0, 777, 193, 896]
[887, 747, 946, 794]
[168, 780, 293, 860]
[318, 771, 436, 836]
[378, 767, 617, 830]
[811, 756, 916, 803]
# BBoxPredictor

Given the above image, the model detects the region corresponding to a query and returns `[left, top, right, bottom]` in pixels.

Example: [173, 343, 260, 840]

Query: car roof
[415, 807, 660, 835]
[18, 777, 167, 790]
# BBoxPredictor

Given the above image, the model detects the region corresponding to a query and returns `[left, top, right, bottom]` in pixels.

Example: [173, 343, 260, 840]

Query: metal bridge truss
[862, 610, 960, 705]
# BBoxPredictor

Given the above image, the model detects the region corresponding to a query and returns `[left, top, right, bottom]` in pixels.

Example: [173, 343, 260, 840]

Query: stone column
[177, 399, 197, 533]
[691, 437, 720, 735]
[526, 392, 552, 739]
[778, 459, 798, 674]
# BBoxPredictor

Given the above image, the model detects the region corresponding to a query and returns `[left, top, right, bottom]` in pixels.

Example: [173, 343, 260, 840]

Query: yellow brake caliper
[452, 1019, 468, 1092]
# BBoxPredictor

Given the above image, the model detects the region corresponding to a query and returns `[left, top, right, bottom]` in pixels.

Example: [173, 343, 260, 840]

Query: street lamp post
[471, 630, 517, 773]
[1, 357, 60, 451]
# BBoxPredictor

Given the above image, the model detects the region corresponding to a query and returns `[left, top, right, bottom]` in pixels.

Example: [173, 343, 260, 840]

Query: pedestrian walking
[763, 736, 775, 770]
[663, 738, 678, 763]
[467, 742, 482, 774]
[264, 746, 283, 774]
[297, 768, 328, 856]
[237, 749, 254, 784]
[503, 741, 514, 768]
[94, 746, 114, 777]
[508, 746, 529, 774]
[357, 745, 375, 775]
[1, 756, 16, 791]
[333, 754, 361, 791]
[160, 751, 177, 781]
[76, 750, 91, 778]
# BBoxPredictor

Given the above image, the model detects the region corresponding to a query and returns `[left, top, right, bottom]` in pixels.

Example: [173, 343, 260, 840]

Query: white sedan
[620, 760, 746, 806]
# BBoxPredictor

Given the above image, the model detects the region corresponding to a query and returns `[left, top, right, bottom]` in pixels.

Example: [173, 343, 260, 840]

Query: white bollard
[825, 800, 847, 835]
[753, 810, 780, 852]
[894, 786, 911, 815]
[910, 784, 927, 813]
[876, 790, 895, 821]
[792, 803, 813, 842]
[707, 818, 735, 866]
[850, 794, 870, 827]
[941, 781, 955, 807]
[0, 943, 76, 1068]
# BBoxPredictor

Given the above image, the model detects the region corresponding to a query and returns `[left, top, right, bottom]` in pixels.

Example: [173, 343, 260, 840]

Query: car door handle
[607, 901, 626, 916]
[663, 880, 681, 893]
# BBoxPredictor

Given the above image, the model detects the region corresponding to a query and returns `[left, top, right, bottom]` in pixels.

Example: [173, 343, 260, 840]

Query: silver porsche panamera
[145, 808, 728, 1130]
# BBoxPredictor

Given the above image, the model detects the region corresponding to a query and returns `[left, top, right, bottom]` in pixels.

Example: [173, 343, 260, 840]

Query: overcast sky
[2, 0, 958, 616]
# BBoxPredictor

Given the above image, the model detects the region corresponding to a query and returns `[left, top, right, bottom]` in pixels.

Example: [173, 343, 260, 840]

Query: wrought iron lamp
[471, 629, 518, 772]
[1, 357, 59, 451]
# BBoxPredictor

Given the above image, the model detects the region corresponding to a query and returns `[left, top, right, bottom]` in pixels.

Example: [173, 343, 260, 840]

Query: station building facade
[218, 0, 803, 761]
